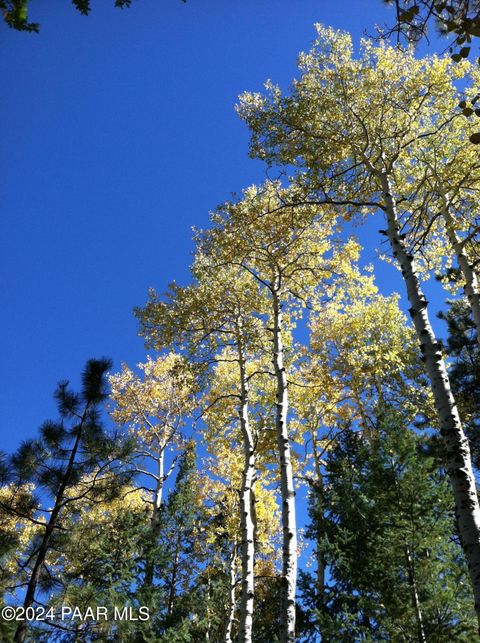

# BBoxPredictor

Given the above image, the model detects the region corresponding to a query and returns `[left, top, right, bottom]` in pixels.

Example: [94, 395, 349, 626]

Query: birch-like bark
[272, 287, 297, 643]
[167, 533, 181, 617]
[404, 544, 426, 643]
[152, 446, 165, 528]
[225, 543, 237, 643]
[205, 575, 211, 642]
[379, 171, 480, 628]
[311, 437, 325, 610]
[236, 334, 256, 643]
[441, 202, 480, 344]
[144, 447, 165, 587]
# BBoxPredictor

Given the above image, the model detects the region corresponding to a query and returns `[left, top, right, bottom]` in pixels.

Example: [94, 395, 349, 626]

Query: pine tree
[2, 358, 132, 643]
[131, 443, 217, 642]
[300, 414, 477, 642]
[32, 484, 150, 642]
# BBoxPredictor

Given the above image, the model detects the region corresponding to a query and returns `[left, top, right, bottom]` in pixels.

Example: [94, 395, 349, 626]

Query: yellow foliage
[238, 26, 479, 283]
[109, 352, 194, 449]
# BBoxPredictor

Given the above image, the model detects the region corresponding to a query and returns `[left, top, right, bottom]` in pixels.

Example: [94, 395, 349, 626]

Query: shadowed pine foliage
[300, 414, 477, 642]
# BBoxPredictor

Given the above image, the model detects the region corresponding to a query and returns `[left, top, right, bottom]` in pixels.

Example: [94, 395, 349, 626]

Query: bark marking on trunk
[237, 332, 256, 643]
[225, 543, 237, 643]
[380, 172, 480, 628]
[442, 204, 480, 345]
[272, 289, 297, 643]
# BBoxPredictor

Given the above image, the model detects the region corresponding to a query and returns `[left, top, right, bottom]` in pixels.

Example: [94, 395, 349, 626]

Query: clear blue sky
[1, 0, 450, 450]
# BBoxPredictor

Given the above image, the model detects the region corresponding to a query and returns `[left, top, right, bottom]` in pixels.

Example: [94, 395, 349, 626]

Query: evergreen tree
[37, 485, 150, 642]
[300, 414, 477, 642]
[129, 442, 216, 643]
[1, 358, 132, 643]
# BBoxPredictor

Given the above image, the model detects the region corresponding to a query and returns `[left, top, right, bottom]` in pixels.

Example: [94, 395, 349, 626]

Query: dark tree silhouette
[1, 0, 186, 33]
[2, 358, 131, 643]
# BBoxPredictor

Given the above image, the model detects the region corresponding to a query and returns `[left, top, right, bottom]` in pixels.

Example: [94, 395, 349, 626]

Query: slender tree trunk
[311, 438, 325, 611]
[389, 450, 426, 643]
[152, 446, 165, 527]
[14, 411, 87, 643]
[442, 203, 480, 344]
[379, 171, 480, 628]
[314, 495, 325, 613]
[404, 544, 427, 643]
[225, 542, 237, 643]
[272, 287, 297, 643]
[205, 575, 211, 642]
[167, 533, 181, 617]
[236, 333, 256, 643]
[144, 448, 165, 587]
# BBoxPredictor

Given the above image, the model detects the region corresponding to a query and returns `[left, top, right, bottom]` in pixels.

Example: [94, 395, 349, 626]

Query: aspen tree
[195, 181, 367, 642]
[136, 264, 269, 643]
[238, 29, 480, 622]
[294, 279, 429, 618]
[403, 104, 480, 344]
[201, 403, 279, 643]
[109, 353, 193, 585]
[201, 350, 283, 642]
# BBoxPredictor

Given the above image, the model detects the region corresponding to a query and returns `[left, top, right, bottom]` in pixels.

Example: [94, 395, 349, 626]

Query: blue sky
[1, 0, 452, 451]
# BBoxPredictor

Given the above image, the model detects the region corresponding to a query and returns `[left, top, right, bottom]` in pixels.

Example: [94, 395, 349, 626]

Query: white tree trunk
[404, 544, 426, 643]
[380, 172, 480, 628]
[167, 535, 180, 617]
[225, 543, 237, 643]
[144, 448, 165, 586]
[272, 288, 297, 643]
[311, 438, 325, 610]
[152, 446, 165, 528]
[442, 204, 480, 344]
[237, 336, 256, 643]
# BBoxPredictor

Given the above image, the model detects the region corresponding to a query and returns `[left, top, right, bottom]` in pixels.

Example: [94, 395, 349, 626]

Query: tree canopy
[3, 18, 480, 643]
